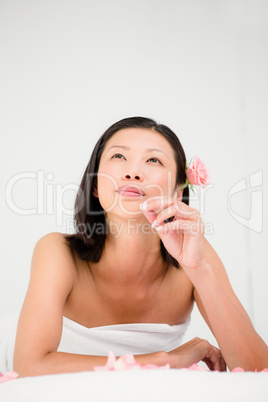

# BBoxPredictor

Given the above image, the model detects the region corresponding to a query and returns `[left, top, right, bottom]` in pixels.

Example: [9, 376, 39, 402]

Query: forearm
[187, 262, 268, 371]
[15, 350, 166, 377]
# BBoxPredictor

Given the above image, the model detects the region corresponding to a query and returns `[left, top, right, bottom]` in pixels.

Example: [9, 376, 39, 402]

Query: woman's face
[95, 128, 179, 218]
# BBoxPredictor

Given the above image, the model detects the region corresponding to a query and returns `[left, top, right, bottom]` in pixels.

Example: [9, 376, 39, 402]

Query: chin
[110, 204, 143, 219]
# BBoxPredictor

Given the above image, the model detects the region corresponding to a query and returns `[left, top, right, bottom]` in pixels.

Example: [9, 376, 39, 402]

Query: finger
[153, 205, 200, 227]
[140, 196, 197, 217]
[201, 343, 223, 371]
[219, 354, 227, 371]
[139, 196, 166, 224]
[203, 352, 221, 372]
[140, 196, 174, 216]
[154, 218, 204, 237]
[211, 347, 225, 372]
[139, 196, 174, 224]
[139, 206, 158, 224]
[202, 357, 216, 371]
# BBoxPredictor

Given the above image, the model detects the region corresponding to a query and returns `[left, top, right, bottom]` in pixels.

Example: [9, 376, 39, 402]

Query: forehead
[104, 127, 174, 153]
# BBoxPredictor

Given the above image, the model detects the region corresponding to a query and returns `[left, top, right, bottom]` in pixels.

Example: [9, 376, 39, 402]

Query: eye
[147, 157, 162, 165]
[112, 153, 126, 160]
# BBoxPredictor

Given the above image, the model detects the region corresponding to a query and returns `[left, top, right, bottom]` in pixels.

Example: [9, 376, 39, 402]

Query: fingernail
[140, 201, 149, 211]
[151, 220, 159, 229]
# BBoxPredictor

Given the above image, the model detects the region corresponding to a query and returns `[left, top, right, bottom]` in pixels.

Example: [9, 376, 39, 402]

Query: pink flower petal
[116, 354, 136, 367]
[106, 351, 116, 370]
[186, 364, 208, 371]
[0, 371, 18, 384]
[93, 352, 170, 371]
[93, 351, 117, 371]
[231, 367, 245, 372]
[141, 363, 170, 370]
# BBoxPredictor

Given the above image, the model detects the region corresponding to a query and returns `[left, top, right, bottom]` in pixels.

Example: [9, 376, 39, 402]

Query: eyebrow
[107, 145, 168, 157]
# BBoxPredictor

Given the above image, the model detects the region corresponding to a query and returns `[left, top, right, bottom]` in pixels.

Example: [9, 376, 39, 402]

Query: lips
[117, 185, 145, 197]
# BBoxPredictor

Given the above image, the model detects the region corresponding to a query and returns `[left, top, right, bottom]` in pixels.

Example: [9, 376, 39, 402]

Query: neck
[91, 214, 167, 286]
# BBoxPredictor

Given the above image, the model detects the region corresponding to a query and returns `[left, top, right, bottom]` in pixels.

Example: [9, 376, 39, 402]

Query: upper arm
[14, 232, 75, 371]
[193, 238, 251, 332]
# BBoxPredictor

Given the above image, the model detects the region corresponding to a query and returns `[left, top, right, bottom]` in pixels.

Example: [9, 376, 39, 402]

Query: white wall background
[1, 0, 267, 347]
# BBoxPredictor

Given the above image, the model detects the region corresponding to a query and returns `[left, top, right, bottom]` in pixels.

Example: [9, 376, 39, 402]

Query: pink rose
[186, 156, 209, 188]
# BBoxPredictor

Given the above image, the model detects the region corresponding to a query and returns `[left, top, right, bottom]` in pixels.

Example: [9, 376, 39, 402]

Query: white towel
[0, 315, 190, 372]
[57, 316, 190, 356]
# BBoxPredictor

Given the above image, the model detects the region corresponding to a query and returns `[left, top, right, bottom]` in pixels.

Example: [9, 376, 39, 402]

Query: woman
[13, 117, 268, 376]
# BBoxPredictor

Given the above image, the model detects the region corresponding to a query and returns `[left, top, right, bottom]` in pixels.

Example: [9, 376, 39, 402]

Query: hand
[166, 337, 226, 371]
[140, 196, 206, 271]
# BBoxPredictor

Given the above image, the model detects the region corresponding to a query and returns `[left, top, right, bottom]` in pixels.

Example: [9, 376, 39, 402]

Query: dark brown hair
[65, 116, 189, 268]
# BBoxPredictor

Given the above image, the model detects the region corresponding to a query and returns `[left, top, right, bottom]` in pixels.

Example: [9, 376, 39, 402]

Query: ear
[93, 187, 98, 198]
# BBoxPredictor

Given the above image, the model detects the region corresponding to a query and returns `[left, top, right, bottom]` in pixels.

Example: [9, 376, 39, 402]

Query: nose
[123, 170, 143, 181]
[124, 173, 142, 180]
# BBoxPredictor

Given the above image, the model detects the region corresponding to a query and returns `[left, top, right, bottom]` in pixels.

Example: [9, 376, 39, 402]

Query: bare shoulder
[30, 232, 76, 291]
[34, 231, 72, 249]
[33, 232, 74, 261]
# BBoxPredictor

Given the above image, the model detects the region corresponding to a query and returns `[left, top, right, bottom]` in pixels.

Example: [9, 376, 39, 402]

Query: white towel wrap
[57, 316, 190, 356]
